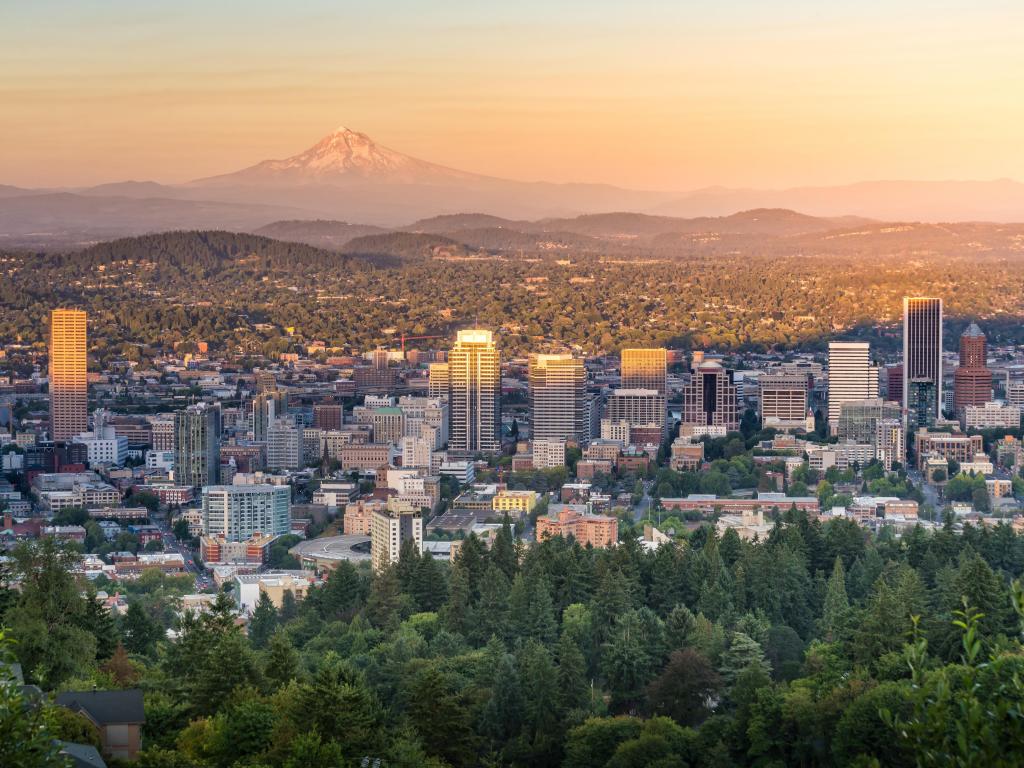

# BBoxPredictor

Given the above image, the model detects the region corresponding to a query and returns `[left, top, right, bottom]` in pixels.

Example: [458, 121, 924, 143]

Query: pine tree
[472, 564, 511, 645]
[556, 630, 590, 714]
[365, 565, 405, 630]
[318, 559, 362, 620]
[263, 629, 301, 690]
[122, 600, 162, 656]
[491, 514, 519, 581]
[719, 631, 771, 692]
[821, 556, 851, 641]
[411, 552, 448, 612]
[508, 571, 557, 646]
[248, 590, 278, 649]
[80, 590, 119, 660]
[440, 561, 471, 635]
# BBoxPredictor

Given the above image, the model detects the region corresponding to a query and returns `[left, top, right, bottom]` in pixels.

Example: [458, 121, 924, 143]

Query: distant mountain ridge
[5, 127, 1024, 246]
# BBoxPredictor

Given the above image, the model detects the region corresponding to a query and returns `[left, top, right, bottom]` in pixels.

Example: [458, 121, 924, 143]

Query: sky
[2, 0, 1023, 190]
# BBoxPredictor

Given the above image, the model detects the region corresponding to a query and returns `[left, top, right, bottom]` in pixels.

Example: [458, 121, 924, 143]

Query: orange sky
[3, 1, 1023, 189]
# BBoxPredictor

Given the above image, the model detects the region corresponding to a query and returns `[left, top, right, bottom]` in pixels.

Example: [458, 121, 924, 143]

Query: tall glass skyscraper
[529, 353, 588, 445]
[903, 297, 943, 422]
[49, 308, 88, 441]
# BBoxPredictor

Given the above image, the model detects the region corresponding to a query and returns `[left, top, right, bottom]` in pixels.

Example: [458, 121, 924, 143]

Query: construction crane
[399, 333, 444, 355]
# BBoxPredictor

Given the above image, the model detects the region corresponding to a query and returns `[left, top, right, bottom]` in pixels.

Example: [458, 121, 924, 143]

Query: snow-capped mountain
[191, 127, 483, 186]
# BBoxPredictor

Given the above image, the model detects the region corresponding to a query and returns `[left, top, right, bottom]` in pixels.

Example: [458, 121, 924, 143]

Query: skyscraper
[681, 361, 738, 431]
[201, 484, 291, 541]
[827, 342, 879, 432]
[903, 297, 943, 422]
[953, 323, 991, 417]
[428, 362, 450, 400]
[448, 330, 501, 455]
[174, 402, 221, 487]
[529, 354, 588, 444]
[621, 348, 667, 395]
[49, 308, 88, 441]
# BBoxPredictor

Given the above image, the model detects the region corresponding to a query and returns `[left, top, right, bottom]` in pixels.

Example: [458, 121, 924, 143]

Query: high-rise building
[173, 403, 221, 487]
[266, 418, 302, 470]
[448, 330, 501, 455]
[953, 323, 991, 417]
[758, 372, 810, 431]
[621, 348, 667, 395]
[49, 309, 88, 441]
[428, 362, 450, 399]
[252, 389, 287, 442]
[886, 365, 904, 406]
[827, 342, 878, 432]
[837, 398, 902, 444]
[201, 484, 291, 541]
[875, 418, 906, 471]
[681, 361, 738, 431]
[604, 389, 667, 436]
[312, 404, 344, 431]
[907, 379, 938, 429]
[371, 502, 423, 572]
[903, 297, 943, 422]
[529, 354, 588, 445]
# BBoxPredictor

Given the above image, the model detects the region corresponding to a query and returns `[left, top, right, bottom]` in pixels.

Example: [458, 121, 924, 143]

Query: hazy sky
[3, 0, 1023, 189]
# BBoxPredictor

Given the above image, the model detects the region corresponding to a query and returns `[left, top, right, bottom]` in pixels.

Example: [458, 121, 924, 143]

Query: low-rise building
[535, 504, 617, 548]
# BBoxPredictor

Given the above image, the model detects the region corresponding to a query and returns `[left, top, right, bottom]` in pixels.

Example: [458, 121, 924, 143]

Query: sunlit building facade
[49, 308, 89, 441]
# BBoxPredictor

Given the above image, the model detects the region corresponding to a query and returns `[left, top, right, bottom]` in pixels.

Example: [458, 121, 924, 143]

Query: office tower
[371, 407, 405, 446]
[254, 370, 278, 394]
[313, 404, 344, 431]
[201, 484, 291, 541]
[266, 418, 302, 470]
[529, 354, 588, 445]
[907, 379, 938, 429]
[621, 348, 667, 395]
[448, 330, 501, 455]
[758, 372, 810, 431]
[954, 323, 991, 416]
[837, 398, 902, 444]
[903, 297, 943, 422]
[252, 389, 288, 442]
[49, 309, 88, 441]
[428, 362, 450, 400]
[886, 365, 904, 406]
[875, 418, 906, 471]
[605, 389, 667, 431]
[398, 396, 449, 448]
[173, 403, 221, 487]
[371, 503, 423, 572]
[827, 342, 878, 432]
[149, 415, 175, 451]
[681, 361, 739, 431]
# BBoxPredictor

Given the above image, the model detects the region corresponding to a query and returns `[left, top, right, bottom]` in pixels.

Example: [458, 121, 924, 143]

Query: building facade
[448, 330, 501, 455]
[621, 348, 667, 395]
[201, 484, 291, 541]
[49, 308, 89, 441]
[529, 353, 588, 445]
[173, 403, 221, 487]
[827, 342, 878, 432]
[903, 297, 943, 422]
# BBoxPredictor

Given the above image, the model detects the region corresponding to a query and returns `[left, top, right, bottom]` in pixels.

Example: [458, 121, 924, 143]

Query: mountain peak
[192, 126, 481, 186]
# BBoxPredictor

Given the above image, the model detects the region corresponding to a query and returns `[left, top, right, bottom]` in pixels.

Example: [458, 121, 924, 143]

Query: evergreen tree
[472, 564, 511, 644]
[491, 514, 519, 581]
[440, 561, 471, 635]
[411, 552, 448, 612]
[821, 556, 851, 641]
[508, 571, 557, 646]
[122, 601, 163, 656]
[556, 629, 591, 714]
[247, 591, 278, 649]
[263, 629, 301, 690]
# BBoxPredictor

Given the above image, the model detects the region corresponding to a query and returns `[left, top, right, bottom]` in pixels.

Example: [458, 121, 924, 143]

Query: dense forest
[5, 513, 1024, 767]
[4, 224, 1024, 367]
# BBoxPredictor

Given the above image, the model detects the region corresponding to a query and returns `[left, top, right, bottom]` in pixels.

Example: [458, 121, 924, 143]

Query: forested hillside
[5, 514, 1024, 767]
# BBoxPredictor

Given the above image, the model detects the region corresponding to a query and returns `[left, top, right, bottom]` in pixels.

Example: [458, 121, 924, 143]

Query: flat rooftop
[289, 534, 371, 562]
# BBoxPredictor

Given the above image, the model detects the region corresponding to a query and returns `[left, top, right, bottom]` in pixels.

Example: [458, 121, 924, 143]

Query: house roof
[55, 690, 145, 725]
[58, 742, 108, 768]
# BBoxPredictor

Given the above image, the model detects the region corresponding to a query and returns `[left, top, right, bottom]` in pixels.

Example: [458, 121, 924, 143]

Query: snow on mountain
[191, 127, 484, 186]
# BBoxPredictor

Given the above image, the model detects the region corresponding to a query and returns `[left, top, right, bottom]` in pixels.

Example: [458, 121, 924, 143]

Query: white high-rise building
[266, 418, 301, 470]
[827, 342, 878, 433]
[371, 502, 423, 572]
[448, 330, 501, 455]
[201, 484, 291, 541]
